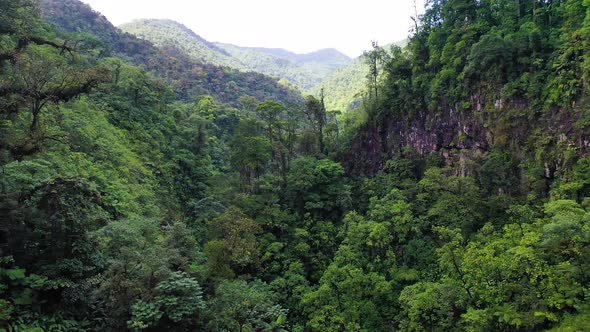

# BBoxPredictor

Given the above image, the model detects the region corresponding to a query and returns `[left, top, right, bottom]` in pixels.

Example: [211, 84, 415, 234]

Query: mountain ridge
[119, 19, 244, 68]
[213, 44, 352, 64]
[38, 0, 303, 106]
[119, 18, 352, 91]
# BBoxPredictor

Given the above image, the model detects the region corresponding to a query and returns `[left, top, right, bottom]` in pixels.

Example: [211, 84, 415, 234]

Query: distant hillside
[120, 19, 244, 69]
[215, 43, 352, 91]
[117, 18, 351, 91]
[38, 0, 303, 106]
[314, 57, 368, 113]
[315, 40, 407, 113]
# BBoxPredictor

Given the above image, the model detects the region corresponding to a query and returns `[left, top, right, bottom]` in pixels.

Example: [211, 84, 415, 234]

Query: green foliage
[302, 211, 400, 331]
[316, 41, 406, 114]
[286, 157, 350, 220]
[3, 0, 590, 330]
[120, 19, 244, 69]
[205, 207, 262, 278]
[0, 257, 50, 330]
[214, 44, 352, 92]
[229, 118, 273, 191]
[206, 279, 287, 332]
[119, 19, 352, 92]
[399, 281, 463, 331]
[41, 0, 304, 107]
[418, 167, 485, 234]
[128, 271, 204, 330]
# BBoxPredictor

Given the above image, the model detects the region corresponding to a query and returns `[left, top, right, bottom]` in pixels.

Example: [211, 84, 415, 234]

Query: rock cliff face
[343, 98, 590, 177]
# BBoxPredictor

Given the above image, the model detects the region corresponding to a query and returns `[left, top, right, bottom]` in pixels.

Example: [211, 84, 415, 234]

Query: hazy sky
[81, 0, 425, 58]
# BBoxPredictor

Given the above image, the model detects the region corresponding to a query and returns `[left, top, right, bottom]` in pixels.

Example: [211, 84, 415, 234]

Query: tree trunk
[319, 89, 327, 154]
[30, 98, 41, 132]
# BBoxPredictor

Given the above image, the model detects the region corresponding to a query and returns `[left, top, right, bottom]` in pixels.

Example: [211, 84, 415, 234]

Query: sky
[81, 0, 425, 58]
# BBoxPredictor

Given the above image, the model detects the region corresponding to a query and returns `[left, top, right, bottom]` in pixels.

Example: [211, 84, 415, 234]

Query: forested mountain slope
[39, 0, 303, 106]
[120, 19, 244, 69]
[310, 41, 406, 115]
[313, 54, 368, 112]
[2, 0, 590, 331]
[118, 18, 352, 91]
[344, 0, 590, 179]
[215, 43, 352, 91]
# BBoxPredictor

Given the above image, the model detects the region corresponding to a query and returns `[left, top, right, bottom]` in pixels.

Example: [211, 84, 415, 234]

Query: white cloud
[81, 0, 425, 57]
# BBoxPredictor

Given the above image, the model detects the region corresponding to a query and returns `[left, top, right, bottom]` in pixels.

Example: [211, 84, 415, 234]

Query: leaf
[6, 269, 25, 281]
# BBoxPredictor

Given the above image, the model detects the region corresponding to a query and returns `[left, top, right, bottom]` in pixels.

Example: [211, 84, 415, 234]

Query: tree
[128, 271, 205, 330]
[238, 95, 259, 115]
[205, 207, 262, 278]
[0, 2, 111, 138]
[302, 213, 397, 331]
[206, 280, 287, 332]
[256, 100, 291, 185]
[303, 95, 327, 155]
[0, 256, 49, 330]
[98, 218, 196, 329]
[1, 45, 109, 159]
[256, 100, 286, 145]
[398, 281, 464, 331]
[286, 157, 351, 220]
[417, 168, 484, 235]
[362, 41, 388, 101]
[229, 119, 272, 192]
[0, 0, 59, 65]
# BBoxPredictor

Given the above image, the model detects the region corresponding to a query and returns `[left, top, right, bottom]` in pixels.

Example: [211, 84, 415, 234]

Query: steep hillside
[236, 46, 351, 65]
[314, 56, 368, 112]
[116, 18, 351, 91]
[344, 0, 590, 183]
[315, 41, 407, 113]
[39, 0, 303, 106]
[215, 43, 352, 91]
[120, 19, 244, 69]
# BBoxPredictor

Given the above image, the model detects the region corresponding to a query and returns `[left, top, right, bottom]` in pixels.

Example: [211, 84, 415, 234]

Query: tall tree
[362, 41, 387, 101]
[304, 95, 327, 155]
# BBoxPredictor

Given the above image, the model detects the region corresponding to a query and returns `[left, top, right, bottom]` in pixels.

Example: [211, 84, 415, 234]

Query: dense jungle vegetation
[1, 0, 590, 331]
